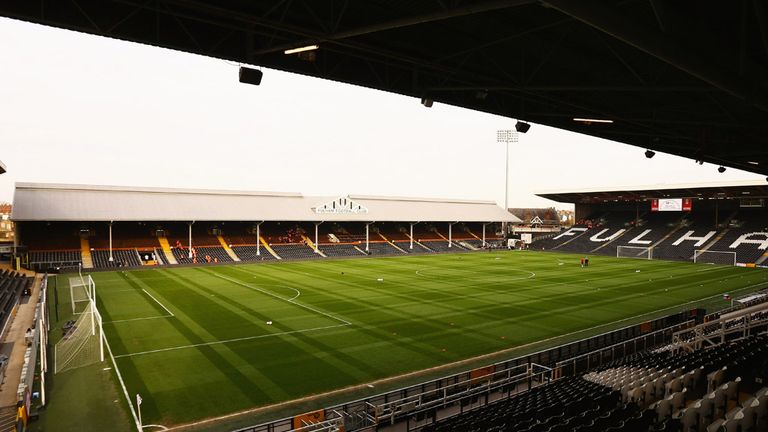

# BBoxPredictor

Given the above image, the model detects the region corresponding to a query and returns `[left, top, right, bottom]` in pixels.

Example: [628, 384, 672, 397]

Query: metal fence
[234, 309, 701, 432]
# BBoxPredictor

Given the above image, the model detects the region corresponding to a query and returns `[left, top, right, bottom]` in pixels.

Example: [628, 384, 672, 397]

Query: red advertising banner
[682, 198, 692, 211]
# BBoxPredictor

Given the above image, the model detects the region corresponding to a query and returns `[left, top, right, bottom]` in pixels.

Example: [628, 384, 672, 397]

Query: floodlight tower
[497, 129, 518, 235]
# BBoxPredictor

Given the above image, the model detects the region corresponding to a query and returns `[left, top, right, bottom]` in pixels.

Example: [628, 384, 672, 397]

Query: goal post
[55, 275, 104, 374]
[693, 250, 737, 266]
[69, 275, 95, 314]
[616, 246, 653, 260]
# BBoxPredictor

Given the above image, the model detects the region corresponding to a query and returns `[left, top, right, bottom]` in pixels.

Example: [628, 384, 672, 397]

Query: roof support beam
[754, 0, 768, 61]
[249, 0, 534, 56]
[542, 0, 768, 112]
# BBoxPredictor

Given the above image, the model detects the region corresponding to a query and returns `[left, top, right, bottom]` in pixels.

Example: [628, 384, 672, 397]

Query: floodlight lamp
[573, 117, 613, 124]
[515, 121, 531, 133]
[284, 44, 319, 55]
[645, 149, 655, 159]
[497, 130, 517, 143]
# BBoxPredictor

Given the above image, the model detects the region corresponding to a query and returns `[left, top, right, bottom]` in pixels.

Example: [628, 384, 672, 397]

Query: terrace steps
[756, 251, 768, 266]
[389, 241, 407, 254]
[80, 237, 93, 269]
[301, 235, 326, 258]
[0, 406, 16, 432]
[259, 236, 281, 259]
[699, 228, 731, 254]
[157, 236, 178, 264]
[552, 228, 589, 250]
[217, 235, 240, 262]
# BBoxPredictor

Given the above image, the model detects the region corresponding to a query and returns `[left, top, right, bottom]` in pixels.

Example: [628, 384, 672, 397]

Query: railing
[672, 302, 768, 354]
[553, 319, 695, 377]
[234, 309, 698, 432]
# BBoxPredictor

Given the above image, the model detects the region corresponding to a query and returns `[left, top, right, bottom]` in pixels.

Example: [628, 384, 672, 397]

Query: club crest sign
[314, 196, 369, 214]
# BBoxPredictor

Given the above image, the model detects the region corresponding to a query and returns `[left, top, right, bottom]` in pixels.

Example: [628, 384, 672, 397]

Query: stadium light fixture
[515, 121, 531, 133]
[497, 129, 518, 236]
[573, 117, 614, 124]
[645, 149, 656, 159]
[718, 166, 726, 173]
[284, 44, 319, 54]
[238, 67, 263, 85]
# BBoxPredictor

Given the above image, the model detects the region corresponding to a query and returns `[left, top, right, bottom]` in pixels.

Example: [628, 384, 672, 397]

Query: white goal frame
[55, 274, 104, 373]
[616, 245, 653, 260]
[693, 250, 737, 266]
[70, 274, 95, 315]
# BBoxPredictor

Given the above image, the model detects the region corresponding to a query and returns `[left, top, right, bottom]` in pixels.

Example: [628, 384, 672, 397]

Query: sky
[0, 18, 764, 210]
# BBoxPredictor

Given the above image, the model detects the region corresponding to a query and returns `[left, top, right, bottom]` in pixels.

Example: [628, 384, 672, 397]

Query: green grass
[44, 251, 768, 430]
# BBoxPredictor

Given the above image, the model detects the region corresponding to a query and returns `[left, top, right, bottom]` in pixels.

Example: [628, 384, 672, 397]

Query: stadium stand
[362, 241, 405, 256]
[421, 240, 463, 252]
[91, 249, 142, 268]
[393, 240, 432, 253]
[192, 246, 234, 263]
[230, 245, 276, 261]
[707, 207, 768, 265]
[422, 325, 768, 432]
[0, 271, 29, 337]
[318, 243, 366, 258]
[28, 250, 81, 271]
[534, 205, 768, 265]
[598, 211, 683, 257]
[270, 244, 321, 260]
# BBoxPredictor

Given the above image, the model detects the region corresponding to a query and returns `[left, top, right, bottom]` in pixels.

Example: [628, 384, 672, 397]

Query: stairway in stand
[217, 236, 241, 261]
[259, 236, 281, 259]
[80, 237, 93, 269]
[301, 235, 327, 257]
[157, 236, 178, 264]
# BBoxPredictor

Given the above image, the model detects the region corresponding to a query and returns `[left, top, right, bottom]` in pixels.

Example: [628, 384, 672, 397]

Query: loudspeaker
[239, 67, 263, 85]
[515, 121, 531, 133]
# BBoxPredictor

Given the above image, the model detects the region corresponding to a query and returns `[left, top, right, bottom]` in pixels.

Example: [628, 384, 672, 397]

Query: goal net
[70, 275, 95, 314]
[55, 276, 104, 374]
[694, 250, 737, 266]
[617, 246, 653, 260]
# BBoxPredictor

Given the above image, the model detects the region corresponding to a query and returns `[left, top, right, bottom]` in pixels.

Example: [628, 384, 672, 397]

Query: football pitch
[52, 251, 768, 430]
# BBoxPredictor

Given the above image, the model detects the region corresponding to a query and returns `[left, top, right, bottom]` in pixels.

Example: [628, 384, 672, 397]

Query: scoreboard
[651, 198, 693, 212]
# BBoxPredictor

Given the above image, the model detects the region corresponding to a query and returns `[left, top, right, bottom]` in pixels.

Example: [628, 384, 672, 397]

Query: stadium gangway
[671, 302, 768, 354]
[365, 363, 551, 427]
[553, 320, 695, 378]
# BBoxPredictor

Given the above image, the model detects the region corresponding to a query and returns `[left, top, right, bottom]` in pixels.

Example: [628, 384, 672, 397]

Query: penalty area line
[204, 269, 350, 326]
[105, 315, 173, 324]
[113, 323, 351, 359]
[142, 288, 175, 317]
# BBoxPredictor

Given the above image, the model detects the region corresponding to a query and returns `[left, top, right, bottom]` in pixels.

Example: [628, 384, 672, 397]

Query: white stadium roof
[11, 183, 520, 223]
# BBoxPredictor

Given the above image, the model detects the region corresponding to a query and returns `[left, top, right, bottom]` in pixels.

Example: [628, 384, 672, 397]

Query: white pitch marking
[251, 280, 301, 301]
[100, 317, 143, 431]
[416, 267, 535, 281]
[142, 289, 175, 317]
[206, 270, 350, 325]
[105, 315, 173, 324]
[114, 323, 350, 358]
